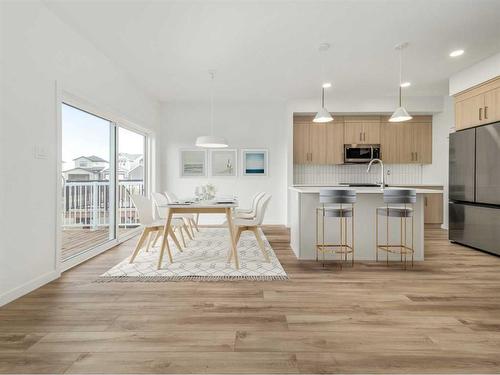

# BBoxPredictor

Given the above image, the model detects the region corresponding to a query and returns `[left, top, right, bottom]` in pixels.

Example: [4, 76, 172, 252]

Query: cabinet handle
[415, 152, 418, 161]
[479, 107, 482, 121]
[425, 197, 428, 206]
[411, 152, 414, 161]
[359, 132, 362, 141]
[363, 132, 366, 141]
[485, 106, 488, 119]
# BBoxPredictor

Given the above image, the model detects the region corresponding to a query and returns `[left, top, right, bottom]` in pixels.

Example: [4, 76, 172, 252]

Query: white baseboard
[0, 270, 60, 307]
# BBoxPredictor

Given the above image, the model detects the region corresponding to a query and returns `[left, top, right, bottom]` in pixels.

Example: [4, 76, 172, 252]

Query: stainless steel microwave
[344, 144, 381, 163]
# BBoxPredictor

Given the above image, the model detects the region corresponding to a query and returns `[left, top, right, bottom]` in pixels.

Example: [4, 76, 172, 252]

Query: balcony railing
[62, 180, 144, 229]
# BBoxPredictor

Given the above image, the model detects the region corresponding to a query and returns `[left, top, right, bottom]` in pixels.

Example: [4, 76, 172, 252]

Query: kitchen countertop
[289, 186, 443, 194]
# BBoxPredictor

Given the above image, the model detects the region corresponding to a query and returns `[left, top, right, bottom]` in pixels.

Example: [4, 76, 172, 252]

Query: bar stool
[316, 189, 356, 267]
[375, 189, 416, 269]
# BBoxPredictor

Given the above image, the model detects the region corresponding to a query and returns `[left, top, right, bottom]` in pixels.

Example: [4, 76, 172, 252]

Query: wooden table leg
[158, 208, 174, 270]
[225, 208, 240, 269]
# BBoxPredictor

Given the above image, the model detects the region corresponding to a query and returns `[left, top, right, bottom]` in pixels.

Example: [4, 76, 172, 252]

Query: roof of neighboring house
[128, 164, 144, 174]
[119, 153, 142, 161]
[73, 155, 108, 163]
[63, 167, 105, 174]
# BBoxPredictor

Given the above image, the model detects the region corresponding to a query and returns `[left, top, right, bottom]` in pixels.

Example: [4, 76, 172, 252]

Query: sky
[61, 103, 144, 170]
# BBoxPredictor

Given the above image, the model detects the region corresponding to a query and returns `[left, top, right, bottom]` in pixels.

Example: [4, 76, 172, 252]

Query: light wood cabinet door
[293, 123, 310, 164]
[424, 193, 443, 224]
[455, 94, 484, 130]
[344, 122, 365, 144]
[484, 87, 500, 124]
[326, 122, 344, 164]
[362, 121, 381, 144]
[381, 116, 432, 164]
[309, 124, 327, 164]
[381, 122, 413, 163]
[412, 122, 432, 163]
[344, 116, 380, 144]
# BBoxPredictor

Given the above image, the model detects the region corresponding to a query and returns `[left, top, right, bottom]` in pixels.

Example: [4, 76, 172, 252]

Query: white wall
[422, 96, 455, 229]
[0, 1, 160, 305]
[449, 52, 500, 95]
[160, 101, 287, 224]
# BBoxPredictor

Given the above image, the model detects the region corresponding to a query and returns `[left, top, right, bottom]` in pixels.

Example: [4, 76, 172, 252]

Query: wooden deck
[62, 227, 139, 260]
[2, 226, 500, 373]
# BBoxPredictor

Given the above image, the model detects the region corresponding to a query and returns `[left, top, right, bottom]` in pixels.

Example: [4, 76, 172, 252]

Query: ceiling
[44, 0, 500, 102]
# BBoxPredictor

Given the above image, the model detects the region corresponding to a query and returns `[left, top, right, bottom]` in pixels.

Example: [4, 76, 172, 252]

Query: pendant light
[313, 43, 333, 123]
[389, 42, 412, 123]
[195, 70, 228, 148]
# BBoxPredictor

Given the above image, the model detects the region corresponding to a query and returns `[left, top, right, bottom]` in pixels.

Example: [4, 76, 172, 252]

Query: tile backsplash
[294, 164, 423, 185]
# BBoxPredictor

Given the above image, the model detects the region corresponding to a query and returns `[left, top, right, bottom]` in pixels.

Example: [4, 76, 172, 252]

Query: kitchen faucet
[367, 158, 385, 190]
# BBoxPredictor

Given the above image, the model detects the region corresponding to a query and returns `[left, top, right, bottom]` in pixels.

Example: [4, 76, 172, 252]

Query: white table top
[166, 200, 238, 209]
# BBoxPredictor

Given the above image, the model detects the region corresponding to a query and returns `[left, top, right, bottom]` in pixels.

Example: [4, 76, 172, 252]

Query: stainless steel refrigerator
[449, 121, 500, 256]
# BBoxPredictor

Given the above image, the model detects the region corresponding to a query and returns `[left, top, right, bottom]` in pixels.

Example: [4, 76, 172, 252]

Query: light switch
[34, 144, 48, 159]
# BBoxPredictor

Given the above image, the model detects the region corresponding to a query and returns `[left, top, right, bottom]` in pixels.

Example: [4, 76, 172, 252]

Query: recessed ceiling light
[400, 82, 411, 88]
[322, 82, 332, 88]
[449, 49, 464, 57]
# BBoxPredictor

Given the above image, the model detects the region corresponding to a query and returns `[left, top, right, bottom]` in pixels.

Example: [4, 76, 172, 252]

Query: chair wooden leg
[183, 224, 193, 240]
[158, 210, 174, 270]
[188, 219, 196, 237]
[251, 227, 270, 263]
[169, 227, 183, 252]
[145, 231, 155, 252]
[130, 228, 150, 263]
[178, 227, 186, 247]
[152, 230, 162, 247]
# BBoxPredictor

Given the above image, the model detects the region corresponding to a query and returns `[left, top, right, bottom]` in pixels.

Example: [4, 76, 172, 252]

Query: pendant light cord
[210, 71, 215, 136]
[399, 46, 403, 106]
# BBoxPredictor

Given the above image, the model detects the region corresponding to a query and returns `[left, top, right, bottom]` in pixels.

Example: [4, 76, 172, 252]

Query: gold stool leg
[351, 205, 355, 267]
[386, 206, 389, 266]
[322, 206, 325, 268]
[375, 210, 378, 262]
[315, 208, 319, 262]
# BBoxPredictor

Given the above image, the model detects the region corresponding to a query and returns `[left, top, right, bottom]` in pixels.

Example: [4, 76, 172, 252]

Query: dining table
[158, 200, 240, 270]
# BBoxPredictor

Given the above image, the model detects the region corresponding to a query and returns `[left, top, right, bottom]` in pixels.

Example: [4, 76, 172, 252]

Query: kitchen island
[289, 186, 442, 261]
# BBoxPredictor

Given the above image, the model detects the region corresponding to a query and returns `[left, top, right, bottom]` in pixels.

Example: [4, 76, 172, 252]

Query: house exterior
[63, 155, 108, 181]
[63, 154, 144, 181]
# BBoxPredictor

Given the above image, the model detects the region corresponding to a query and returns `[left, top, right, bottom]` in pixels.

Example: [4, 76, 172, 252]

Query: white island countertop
[289, 186, 443, 194]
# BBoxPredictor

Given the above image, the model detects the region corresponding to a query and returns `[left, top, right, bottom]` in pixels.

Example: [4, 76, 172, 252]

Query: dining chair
[229, 194, 272, 263]
[129, 194, 183, 265]
[234, 192, 265, 219]
[152, 192, 193, 246]
[164, 191, 199, 235]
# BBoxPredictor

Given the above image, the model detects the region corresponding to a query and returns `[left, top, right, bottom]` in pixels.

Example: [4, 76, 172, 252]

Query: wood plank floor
[2, 226, 500, 373]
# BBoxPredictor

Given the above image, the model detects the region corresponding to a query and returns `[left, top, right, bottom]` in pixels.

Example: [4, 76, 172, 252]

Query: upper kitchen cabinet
[455, 76, 500, 130]
[344, 116, 381, 144]
[381, 116, 432, 164]
[293, 115, 344, 165]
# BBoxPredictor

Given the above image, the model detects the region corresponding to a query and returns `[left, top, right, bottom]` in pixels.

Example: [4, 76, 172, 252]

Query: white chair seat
[235, 211, 255, 219]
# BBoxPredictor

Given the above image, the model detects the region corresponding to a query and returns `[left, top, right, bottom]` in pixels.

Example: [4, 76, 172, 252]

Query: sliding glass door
[60, 102, 148, 263]
[117, 127, 146, 238]
[61, 103, 115, 261]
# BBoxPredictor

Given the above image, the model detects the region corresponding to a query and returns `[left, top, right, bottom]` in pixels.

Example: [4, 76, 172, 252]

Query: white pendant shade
[389, 106, 412, 122]
[196, 70, 229, 148]
[195, 135, 228, 148]
[313, 107, 333, 123]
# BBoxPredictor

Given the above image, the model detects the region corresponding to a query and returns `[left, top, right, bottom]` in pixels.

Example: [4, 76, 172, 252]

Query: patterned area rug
[98, 227, 288, 281]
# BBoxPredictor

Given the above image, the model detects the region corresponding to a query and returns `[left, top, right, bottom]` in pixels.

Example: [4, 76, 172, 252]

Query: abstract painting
[180, 149, 206, 177]
[242, 149, 268, 176]
[210, 149, 237, 177]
